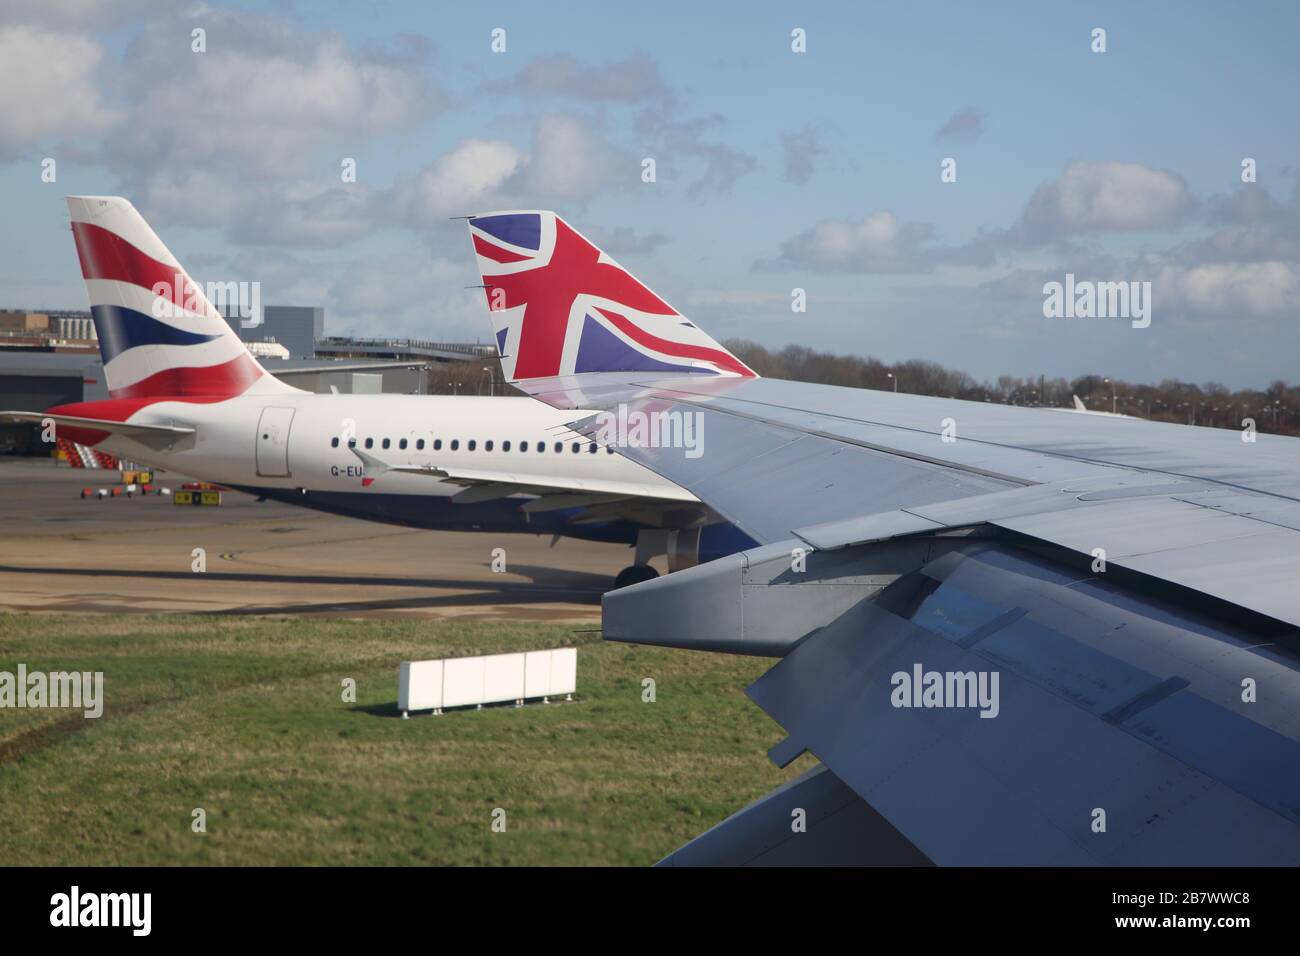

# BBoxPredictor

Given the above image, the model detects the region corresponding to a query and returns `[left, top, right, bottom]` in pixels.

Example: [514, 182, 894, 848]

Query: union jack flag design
[467, 211, 756, 382]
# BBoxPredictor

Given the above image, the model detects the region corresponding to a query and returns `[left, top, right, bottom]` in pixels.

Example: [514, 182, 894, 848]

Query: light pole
[887, 371, 897, 392]
[482, 366, 495, 397]
[1103, 377, 1116, 415]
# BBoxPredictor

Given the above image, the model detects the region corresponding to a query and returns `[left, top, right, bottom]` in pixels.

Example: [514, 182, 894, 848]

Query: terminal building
[223, 305, 323, 360]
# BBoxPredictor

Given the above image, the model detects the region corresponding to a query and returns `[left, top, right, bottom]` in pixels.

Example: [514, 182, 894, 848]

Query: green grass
[0, 613, 809, 865]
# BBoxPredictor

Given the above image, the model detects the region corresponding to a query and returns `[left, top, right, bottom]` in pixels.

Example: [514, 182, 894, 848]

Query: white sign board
[398, 647, 577, 716]
[398, 660, 444, 713]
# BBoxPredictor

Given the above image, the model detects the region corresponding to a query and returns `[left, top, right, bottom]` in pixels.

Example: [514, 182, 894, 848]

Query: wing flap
[739, 544, 1300, 865]
[656, 763, 931, 867]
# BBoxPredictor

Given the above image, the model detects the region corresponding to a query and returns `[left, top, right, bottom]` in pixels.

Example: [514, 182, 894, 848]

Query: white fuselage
[97, 394, 684, 504]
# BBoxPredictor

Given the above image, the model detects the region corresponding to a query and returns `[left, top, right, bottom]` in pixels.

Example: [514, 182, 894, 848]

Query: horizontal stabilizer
[1, 410, 196, 438]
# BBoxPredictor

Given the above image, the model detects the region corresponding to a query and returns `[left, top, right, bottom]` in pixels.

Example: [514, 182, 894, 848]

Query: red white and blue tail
[67, 196, 293, 400]
[466, 211, 756, 383]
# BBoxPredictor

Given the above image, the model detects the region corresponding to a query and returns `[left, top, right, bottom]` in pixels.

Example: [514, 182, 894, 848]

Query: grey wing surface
[464, 209, 1300, 865]
[523, 373, 1300, 865]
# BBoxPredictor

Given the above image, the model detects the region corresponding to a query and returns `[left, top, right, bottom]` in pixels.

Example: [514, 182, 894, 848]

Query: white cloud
[0, 26, 120, 154]
[769, 211, 941, 273]
[1153, 260, 1300, 317]
[386, 115, 622, 229]
[328, 255, 485, 340]
[136, 167, 247, 228]
[69, 9, 446, 245]
[1017, 161, 1191, 240]
[217, 247, 483, 340]
[388, 139, 523, 226]
[230, 182, 378, 247]
[517, 114, 620, 201]
[110, 12, 438, 182]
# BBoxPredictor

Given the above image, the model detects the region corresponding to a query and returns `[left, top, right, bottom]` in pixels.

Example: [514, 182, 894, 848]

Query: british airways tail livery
[467, 210, 756, 381]
[1, 198, 755, 587]
[67, 196, 297, 402]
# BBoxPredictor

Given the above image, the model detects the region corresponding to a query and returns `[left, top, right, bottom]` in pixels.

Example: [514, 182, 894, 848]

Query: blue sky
[2, 0, 1297, 387]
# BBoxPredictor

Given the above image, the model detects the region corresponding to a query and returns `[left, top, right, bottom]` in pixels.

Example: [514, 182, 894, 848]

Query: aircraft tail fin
[66, 196, 295, 401]
[465, 210, 756, 383]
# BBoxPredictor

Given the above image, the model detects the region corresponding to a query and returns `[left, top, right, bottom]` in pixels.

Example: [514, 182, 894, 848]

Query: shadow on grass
[353, 698, 578, 719]
[354, 701, 404, 718]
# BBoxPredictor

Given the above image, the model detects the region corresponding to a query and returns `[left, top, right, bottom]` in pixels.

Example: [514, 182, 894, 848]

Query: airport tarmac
[0, 458, 652, 620]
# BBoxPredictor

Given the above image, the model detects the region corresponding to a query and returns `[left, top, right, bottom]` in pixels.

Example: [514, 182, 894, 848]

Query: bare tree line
[723, 340, 1300, 436]
[434, 343, 1299, 436]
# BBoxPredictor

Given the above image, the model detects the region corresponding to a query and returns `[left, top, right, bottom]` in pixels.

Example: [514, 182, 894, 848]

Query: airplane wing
[463, 210, 1300, 866]
[348, 443, 708, 529]
[349, 444, 696, 501]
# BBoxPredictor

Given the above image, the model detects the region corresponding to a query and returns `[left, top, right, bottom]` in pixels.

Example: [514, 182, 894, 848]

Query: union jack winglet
[466, 211, 757, 383]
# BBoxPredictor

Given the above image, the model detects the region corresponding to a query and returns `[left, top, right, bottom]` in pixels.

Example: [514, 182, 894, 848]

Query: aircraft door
[255, 406, 296, 477]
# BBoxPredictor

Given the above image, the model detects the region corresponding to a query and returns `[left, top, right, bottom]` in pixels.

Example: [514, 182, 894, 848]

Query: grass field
[0, 613, 809, 865]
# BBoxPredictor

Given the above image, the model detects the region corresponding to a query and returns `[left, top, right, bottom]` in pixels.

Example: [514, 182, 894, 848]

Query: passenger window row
[330, 436, 613, 454]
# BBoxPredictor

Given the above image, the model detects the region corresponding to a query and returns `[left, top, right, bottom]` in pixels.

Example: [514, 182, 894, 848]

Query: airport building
[223, 305, 323, 359]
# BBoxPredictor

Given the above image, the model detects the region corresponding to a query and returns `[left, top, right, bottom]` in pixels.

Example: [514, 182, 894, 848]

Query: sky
[1, 0, 1297, 388]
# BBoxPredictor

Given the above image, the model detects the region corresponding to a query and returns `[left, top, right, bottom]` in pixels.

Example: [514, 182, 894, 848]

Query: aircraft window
[348, 438, 357, 448]
[537, 441, 545, 453]
[365, 438, 374, 449]
[502, 441, 511, 452]
[331, 437, 339, 448]
[520, 441, 528, 451]
[468, 440, 476, 451]
[451, 440, 460, 451]
[433, 439, 442, 451]
[588, 443, 598, 453]
[416, 439, 425, 450]
[382, 438, 391, 450]
[485, 440, 494, 451]
[554, 442, 563, 453]
[606, 446, 615, 454]
[399, 438, 408, 450]
[572, 442, 581, 453]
